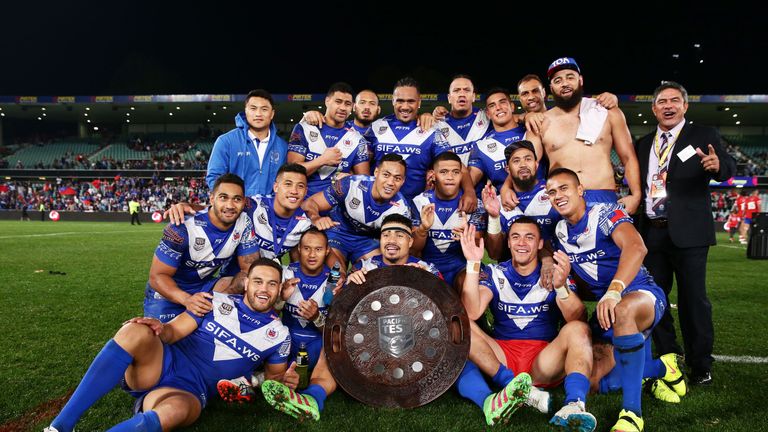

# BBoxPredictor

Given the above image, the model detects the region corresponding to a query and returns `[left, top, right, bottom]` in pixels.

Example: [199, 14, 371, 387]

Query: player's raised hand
[420, 203, 436, 231]
[459, 223, 484, 261]
[298, 299, 320, 321]
[164, 202, 196, 225]
[347, 268, 368, 285]
[281, 277, 300, 300]
[594, 92, 619, 110]
[310, 216, 340, 231]
[183, 292, 213, 317]
[282, 362, 300, 390]
[123, 317, 164, 335]
[302, 110, 325, 126]
[551, 250, 571, 288]
[322, 147, 343, 166]
[482, 183, 501, 218]
[696, 144, 720, 173]
[524, 112, 546, 136]
[417, 112, 435, 131]
[432, 106, 449, 121]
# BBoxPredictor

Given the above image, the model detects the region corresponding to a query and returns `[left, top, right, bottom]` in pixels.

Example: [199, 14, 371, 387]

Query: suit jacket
[634, 123, 736, 248]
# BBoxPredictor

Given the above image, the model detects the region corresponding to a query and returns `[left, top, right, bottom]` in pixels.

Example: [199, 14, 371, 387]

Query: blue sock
[456, 362, 493, 408]
[106, 411, 162, 432]
[643, 339, 664, 378]
[51, 339, 134, 432]
[564, 373, 590, 404]
[491, 364, 515, 388]
[599, 347, 623, 394]
[303, 384, 327, 412]
[613, 333, 645, 417]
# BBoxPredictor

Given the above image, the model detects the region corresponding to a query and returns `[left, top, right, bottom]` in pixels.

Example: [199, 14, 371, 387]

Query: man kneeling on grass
[45, 258, 296, 432]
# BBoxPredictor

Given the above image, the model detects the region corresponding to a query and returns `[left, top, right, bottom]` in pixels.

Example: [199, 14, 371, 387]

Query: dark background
[1, 2, 766, 96]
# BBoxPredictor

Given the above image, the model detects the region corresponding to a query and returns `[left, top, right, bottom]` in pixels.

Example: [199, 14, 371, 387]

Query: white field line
[713, 354, 768, 364]
[0, 230, 147, 239]
[716, 244, 747, 249]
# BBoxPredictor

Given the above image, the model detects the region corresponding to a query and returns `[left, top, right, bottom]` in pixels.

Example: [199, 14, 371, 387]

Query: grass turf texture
[0, 221, 766, 431]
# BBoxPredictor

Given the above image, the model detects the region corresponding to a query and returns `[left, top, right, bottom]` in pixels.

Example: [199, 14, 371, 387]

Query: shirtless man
[504, 58, 641, 214]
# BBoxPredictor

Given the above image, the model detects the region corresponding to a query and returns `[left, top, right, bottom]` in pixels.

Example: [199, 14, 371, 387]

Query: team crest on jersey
[440, 127, 449, 138]
[539, 194, 549, 202]
[498, 277, 506, 289]
[350, 198, 361, 209]
[343, 139, 352, 147]
[193, 237, 206, 251]
[218, 302, 233, 315]
[233, 231, 241, 241]
[266, 327, 278, 340]
[378, 125, 388, 135]
[477, 119, 484, 127]
[309, 131, 319, 142]
[487, 142, 497, 152]
[257, 213, 268, 225]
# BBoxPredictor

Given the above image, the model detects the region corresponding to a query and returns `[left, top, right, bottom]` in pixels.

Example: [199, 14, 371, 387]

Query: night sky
[2, 3, 766, 96]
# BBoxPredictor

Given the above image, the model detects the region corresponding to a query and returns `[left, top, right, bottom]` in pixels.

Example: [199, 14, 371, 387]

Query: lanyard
[654, 132, 675, 169]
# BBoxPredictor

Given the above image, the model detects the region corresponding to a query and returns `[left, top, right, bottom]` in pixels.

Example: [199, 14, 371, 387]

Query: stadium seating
[3, 142, 100, 167]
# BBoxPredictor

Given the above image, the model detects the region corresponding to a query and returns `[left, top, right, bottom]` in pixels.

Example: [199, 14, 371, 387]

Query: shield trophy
[324, 266, 470, 408]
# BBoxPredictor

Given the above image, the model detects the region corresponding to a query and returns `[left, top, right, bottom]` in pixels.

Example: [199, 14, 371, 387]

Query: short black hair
[212, 173, 245, 194]
[517, 74, 544, 90]
[245, 89, 274, 108]
[379, 153, 407, 170]
[247, 257, 283, 279]
[276, 163, 308, 180]
[509, 215, 541, 236]
[327, 82, 354, 98]
[547, 167, 581, 185]
[450, 74, 475, 90]
[431, 151, 462, 168]
[485, 87, 511, 104]
[355, 89, 379, 102]
[382, 213, 413, 230]
[299, 226, 328, 245]
[653, 81, 688, 104]
[394, 77, 420, 93]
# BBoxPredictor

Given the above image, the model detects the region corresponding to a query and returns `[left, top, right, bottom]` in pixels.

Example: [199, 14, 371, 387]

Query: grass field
[1, 220, 767, 431]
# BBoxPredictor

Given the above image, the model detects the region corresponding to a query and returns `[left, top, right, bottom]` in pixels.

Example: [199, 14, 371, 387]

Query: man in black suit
[635, 81, 736, 386]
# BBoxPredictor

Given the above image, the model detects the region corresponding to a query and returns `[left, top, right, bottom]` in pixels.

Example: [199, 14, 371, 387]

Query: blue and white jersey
[288, 120, 369, 197]
[499, 181, 561, 241]
[281, 262, 330, 339]
[324, 175, 414, 234]
[356, 254, 443, 278]
[179, 292, 291, 398]
[554, 203, 655, 299]
[345, 120, 369, 136]
[444, 108, 492, 165]
[412, 190, 485, 283]
[480, 261, 574, 342]
[365, 115, 451, 199]
[246, 196, 313, 260]
[151, 211, 257, 293]
[468, 126, 526, 193]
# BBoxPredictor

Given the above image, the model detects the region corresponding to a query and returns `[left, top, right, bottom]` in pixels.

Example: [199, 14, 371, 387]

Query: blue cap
[547, 57, 580, 80]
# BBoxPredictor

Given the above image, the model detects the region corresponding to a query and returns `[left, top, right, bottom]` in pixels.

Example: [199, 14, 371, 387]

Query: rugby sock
[491, 364, 515, 388]
[303, 384, 327, 412]
[51, 339, 134, 432]
[613, 333, 645, 416]
[456, 362, 492, 408]
[643, 339, 664, 379]
[599, 348, 622, 393]
[106, 410, 162, 432]
[563, 372, 590, 404]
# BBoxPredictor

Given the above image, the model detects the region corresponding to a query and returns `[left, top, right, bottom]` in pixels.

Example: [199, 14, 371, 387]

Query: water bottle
[296, 342, 309, 390]
[323, 262, 341, 305]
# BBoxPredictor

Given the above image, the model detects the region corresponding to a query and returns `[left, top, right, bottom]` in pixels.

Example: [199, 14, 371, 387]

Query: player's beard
[355, 112, 373, 127]
[512, 175, 536, 191]
[552, 85, 583, 111]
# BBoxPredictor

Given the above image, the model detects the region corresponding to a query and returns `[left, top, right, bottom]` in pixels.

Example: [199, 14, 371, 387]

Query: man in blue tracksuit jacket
[206, 89, 288, 197]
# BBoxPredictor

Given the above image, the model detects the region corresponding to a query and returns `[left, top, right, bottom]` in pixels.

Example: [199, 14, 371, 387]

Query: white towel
[575, 97, 608, 145]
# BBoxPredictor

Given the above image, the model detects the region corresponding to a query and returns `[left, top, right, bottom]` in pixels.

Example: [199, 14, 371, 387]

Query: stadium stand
[5, 142, 100, 168]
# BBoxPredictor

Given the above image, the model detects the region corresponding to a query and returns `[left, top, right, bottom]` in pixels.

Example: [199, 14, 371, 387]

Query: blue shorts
[289, 331, 323, 370]
[143, 279, 218, 323]
[125, 344, 209, 409]
[326, 225, 379, 263]
[430, 259, 465, 288]
[589, 278, 666, 342]
[744, 218, 752, 225]
[583, 189, 618, 206]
